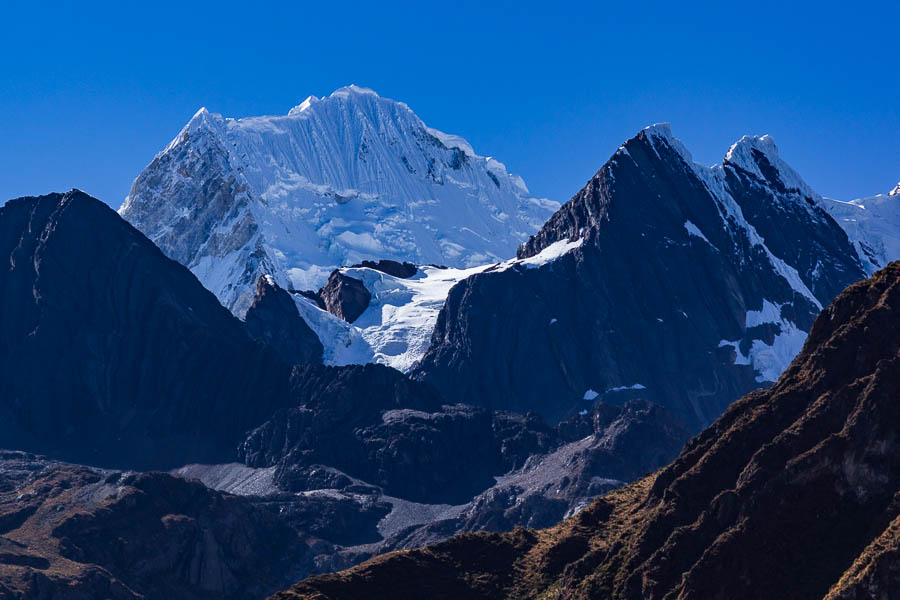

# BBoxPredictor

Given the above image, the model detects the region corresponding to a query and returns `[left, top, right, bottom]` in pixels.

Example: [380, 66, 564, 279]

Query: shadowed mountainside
[278, 261, 900, 599]
[0, 452, 315, 599]
[413, 126, 865, 429]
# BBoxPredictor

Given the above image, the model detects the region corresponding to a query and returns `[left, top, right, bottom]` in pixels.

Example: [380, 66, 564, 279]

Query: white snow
[494, 237, 584, 272]
[820, 191, 900, 274]
[286, 227, 586, 372]
[293, 263, 493, 372]
[583, 389, 599, 401]
[121, 84, 558, 315]
[724, 135, 823, 205]
[424, 126, 476, 158]
[606, 384, 647, 392]
[290, 227, 587, 372]
[719, 300, 807, 382]
[744, 300, 783, 327]
[684, 219, 712, 246]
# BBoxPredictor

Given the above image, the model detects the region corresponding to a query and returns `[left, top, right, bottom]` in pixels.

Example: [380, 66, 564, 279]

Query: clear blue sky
[1, 0, 897, 207]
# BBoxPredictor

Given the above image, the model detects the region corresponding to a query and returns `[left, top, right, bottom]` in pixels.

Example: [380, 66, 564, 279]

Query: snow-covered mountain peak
[162, 106, 221, 153]
[121, 85, 558, 315]
[288, 95, 320, 115]
[642, 122, 675, 139]
[723, 134, 820, 202]
[638, 123, 697, 167]
[185, 106, 220, 131]
[330, 84, 381, 98]
[821, 185, 900, 274]
[725, 133, 779, 164]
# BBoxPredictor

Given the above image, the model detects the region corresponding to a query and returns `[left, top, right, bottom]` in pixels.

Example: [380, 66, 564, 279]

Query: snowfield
[293, 237, 586, 373]
[820, 184, 900, 274]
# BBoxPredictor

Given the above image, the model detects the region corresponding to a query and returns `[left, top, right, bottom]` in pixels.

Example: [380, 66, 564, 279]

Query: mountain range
[1, 86, 898, 599]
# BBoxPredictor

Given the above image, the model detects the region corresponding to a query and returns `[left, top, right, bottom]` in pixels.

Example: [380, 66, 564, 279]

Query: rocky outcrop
[0, 452, 313, 600]
[239, 364, 557, 504]
[349, 260, 417, 279]
[317, 270, 372, 323]
[0, 191, 296, 469]
[453, 399, 689, 532]
[343, 398, 689, 561]
[414, 125, 865, 429]
[278, 261, 900, 600]
[244, 276, 324, 364]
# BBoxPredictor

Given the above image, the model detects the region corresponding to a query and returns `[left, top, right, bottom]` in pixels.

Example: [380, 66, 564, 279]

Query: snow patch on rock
[719, 300, 807, 382]
[684, 219, 712, 246]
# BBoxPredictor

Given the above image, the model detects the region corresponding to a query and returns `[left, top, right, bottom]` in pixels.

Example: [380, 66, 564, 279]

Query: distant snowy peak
[120, 85, 557, 315]
[821, 181, 900, 274]
[723, 135, 823, 203]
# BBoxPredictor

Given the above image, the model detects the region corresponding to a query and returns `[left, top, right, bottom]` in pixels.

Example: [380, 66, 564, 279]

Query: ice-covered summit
[821, 181, 900, 274]
[120, 85, 558, 315]
[723, 134, 823, 203]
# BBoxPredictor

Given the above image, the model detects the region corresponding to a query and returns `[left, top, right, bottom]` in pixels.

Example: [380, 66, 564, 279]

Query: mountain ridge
[414, 124, 865, 427]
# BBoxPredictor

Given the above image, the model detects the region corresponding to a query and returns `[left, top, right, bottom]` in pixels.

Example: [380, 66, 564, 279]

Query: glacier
[120, 85, 558, 316]
[292, 240, 588, 373]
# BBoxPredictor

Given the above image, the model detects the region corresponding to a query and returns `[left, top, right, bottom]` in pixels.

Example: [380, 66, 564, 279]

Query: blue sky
[1, 0, 897, 207]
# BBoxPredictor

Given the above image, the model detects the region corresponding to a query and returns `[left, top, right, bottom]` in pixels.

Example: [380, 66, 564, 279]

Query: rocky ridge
[413, 125, 866, 428]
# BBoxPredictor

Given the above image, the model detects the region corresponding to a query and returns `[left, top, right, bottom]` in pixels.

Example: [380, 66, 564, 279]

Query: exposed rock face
[351, 398, 689, 556]
[278, 262, 900, 600]
[453, 399, 689, 532]
[239, 364, 557, 504]
[244, 276, 324, 364]
[414, 125, 865, 429]
[349, 259, 417, 279]
[317, 271, 371, 323]
[0, 452, 313, 600]
[0, 191, 294, 469]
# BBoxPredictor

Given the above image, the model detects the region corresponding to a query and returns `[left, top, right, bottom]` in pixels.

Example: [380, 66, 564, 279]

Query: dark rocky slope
[0, 452, 314, 599]
[0, 190, 691, 596]
[0, 191, 296, 468]
[277, 261, 900, 600]
[317, 270, 372, 323]
[348, 260, 417, 279]
[241, 398, 556, 505]
[244, 276, 324, 364]
[414, 126, 865, 429]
